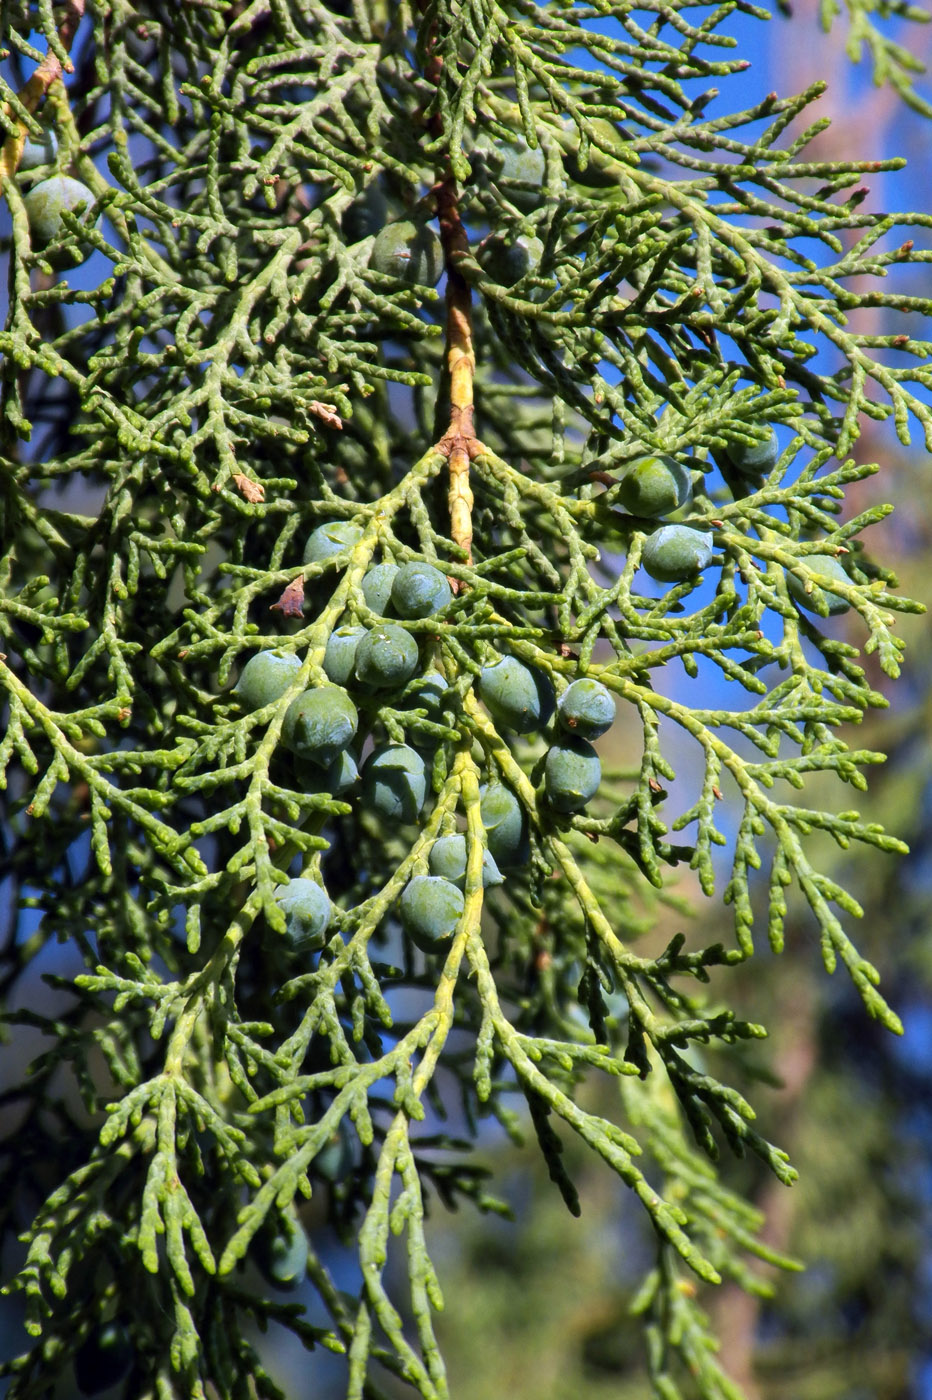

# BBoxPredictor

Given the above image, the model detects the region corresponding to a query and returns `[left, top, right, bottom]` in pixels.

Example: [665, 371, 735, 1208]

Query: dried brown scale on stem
[0, 0, 84, 180]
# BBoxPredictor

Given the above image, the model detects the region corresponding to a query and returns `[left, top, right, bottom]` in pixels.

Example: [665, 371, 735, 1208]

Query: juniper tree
[0, 2, 930, 1398]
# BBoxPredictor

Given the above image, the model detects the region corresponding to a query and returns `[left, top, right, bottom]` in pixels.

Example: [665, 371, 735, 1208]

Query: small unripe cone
[23, 175, 99, 269]
[478, 233, 544, 287]
[354, 624, 419, 688]
[236, 649, 302, 709]
[615, 456, 692, 518]
[19, 128, 58, 172]
[369, 220, 443, 286]
[545, 738, 602, 813]
[272, 878, 332, 951]
[478, 655, 554, 734]
[400, 876, 465, 953]
[323, 626, 366, 686]
[282, 686, 358, 766]
[642, 526, 714, 583]
[557, 678, 616, 740]
[303, 520, 364, 565]
[480, 783, 529, 868]
[391, 562, 452, 619]
[257, 1216, 308, 1290]
[361, 744, 428, 823]
[725, 425, 780, 477]
[429, 834, 503, 889]
[787, 553, 851, 616]
[362, 563, 398, 616]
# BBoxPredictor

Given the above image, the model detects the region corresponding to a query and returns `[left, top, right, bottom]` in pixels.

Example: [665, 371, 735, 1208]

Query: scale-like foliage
[820, 0, 932, 117]
[0, 2, 928, 1397]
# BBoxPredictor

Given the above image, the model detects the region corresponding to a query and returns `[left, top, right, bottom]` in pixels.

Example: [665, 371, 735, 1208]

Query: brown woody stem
[436, 178, 478, 565]
[421, 8, 480, 569]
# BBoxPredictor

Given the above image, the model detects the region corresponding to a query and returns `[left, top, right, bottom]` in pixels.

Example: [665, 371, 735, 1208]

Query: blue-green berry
[498, 139, 546, 181]
[369, 220, 443, 286]
[302, 519, 364, 565]
[478, 233, 544, 286]
[557, 678, 616, 740]
[354, 623, 419, 689]
[402, 672, 449, 717]
[563, 118, 628, 186]
[74, 1323, 133, 1396]
[494, 139, 546, 211]
[273, 878, 332, 951]
[315, 1122, 357, 1182]
[725, 425, 780, 477]
[282, 686, 358, 766]
[236, 649, 302, 709]
[787, 553, 851, 616]
[280, 83, 316, 104]
[342, 180, 390, 243]
[258, 1218, 307, 1290]
[400, 875, 465, 953]
[362, 562, 399, 616]
[545, 738, 602, 813]
[480, 783, 529, 868]
[323, 626, 366, 685]
[616, 456, 692, 518]
[23, 176, 99, 268]
[429, 834, 503, 889]
[361, 744, 428, 823]
[642, 525, 714, 583]
[391, 562, 452, 619]
[478, 655, 554, 734]
[20, 128, 57, 171]
[297, 749, 359, 797]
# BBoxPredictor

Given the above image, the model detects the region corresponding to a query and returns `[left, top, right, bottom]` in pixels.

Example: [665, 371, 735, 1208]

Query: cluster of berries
[235, 520, 622, 956]
[615, 437, 851, 609]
